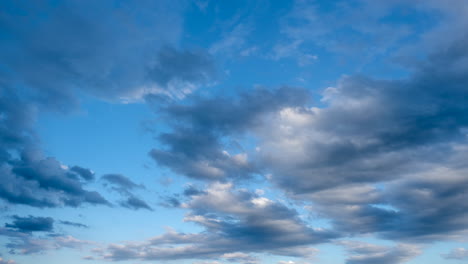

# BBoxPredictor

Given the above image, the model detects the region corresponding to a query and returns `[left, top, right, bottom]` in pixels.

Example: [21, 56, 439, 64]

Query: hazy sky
[1, 1, 468, 264]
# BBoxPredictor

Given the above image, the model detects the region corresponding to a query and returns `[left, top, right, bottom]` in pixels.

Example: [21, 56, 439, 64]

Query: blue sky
[1, 0, 468, 264]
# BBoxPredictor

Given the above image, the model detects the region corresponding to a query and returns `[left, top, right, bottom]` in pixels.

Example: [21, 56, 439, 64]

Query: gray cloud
[149, 86, 310, 181]
[5, 216, 54, 233]
[442, 247, 468, 260]
[0, 0, 216, 210]
[59, 220, 89, 229]
[102, 174, 143, 194]
[97, 183, 335, 261]
[120, 196, 153, 211]
[253, 32, 468, 241]
[102, 174, 152, 211]
[0, 226, 89, 255]
[69, 166, 95, 181]
[0, 0, 194, 106]
[338, 241, 421, 264]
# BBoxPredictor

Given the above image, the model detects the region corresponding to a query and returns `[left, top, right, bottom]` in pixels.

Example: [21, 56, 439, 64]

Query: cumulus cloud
[96, 183, 333, 261]
[149, 86, 310, 181]
[252, 31, 468, 241]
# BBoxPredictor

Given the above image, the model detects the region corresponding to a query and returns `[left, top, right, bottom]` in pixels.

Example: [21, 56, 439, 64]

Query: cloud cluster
[145, 12, 468, 262]
[0, 215, 90, 255]
[254, 32, 468, 242]
[98, 183, 333, 261]
[149, 86, 310, 181]
[0, 0, 215, 105]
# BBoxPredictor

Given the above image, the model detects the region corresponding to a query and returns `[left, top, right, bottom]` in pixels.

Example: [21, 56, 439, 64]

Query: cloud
[0, 145, 109, 208]
[278, 0, 414, 65]
[102, 174, 152, 211]
[5, 215, 54, 233]
[102, 174, 143, 194]
[59, 220, 89, 229]
[120, 196, 153, 211]
[0, 0, 195, 106]
[442, 247, 468, 260]
[69, 166, 95, 181]
[0, 226, 89, 255]
[147, 47, 217, 99]
[0, 0, 215, 210]
[221, 252, 259, 264]
[149, 86, 310, 181]
[97, 183, 334, 261]
[338, 241, 421, 264]
[252, 31, 468, 241]
[0, 83, 107, 209]
[0, 258, 15, 264]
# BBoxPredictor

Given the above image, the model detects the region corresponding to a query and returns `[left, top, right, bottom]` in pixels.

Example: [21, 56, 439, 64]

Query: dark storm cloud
[149, 86, 310, 181]
[5, 216, 54, 233]
[98, 183, 336, 261]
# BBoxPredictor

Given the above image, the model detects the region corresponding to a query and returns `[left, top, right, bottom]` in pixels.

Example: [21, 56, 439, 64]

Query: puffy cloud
[253, 32, 468, 241]
[0, 148, 109, 208]
[149, 86, 310, 181]
[97, 183, 334, 261]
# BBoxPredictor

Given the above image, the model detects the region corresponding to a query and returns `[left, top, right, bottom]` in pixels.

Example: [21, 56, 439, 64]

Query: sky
[1, 0, 468, 264]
